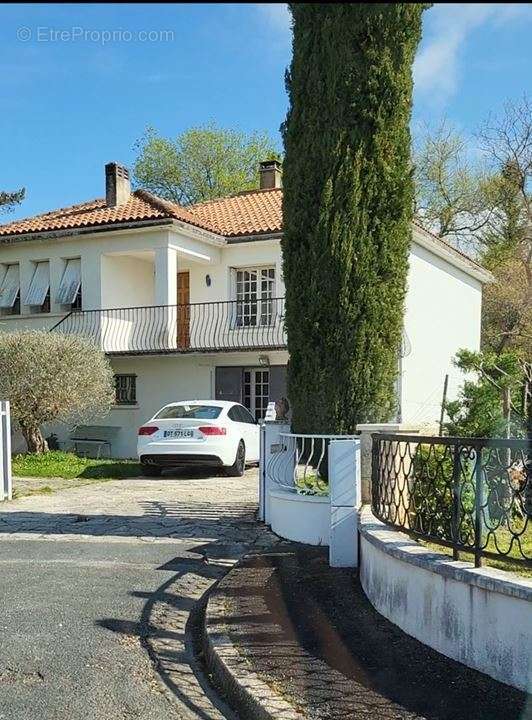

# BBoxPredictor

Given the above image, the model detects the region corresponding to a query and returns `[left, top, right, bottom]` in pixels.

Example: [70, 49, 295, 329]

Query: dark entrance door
[215, 365, 287, 420]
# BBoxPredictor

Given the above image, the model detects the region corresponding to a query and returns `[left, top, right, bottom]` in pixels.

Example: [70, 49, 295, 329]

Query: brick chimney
[105, 162, 131, 206]
[259, 159, 282, 190]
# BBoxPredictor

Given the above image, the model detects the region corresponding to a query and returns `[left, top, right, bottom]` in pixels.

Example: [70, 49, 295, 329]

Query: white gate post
[0, 400, 12, 502]
[259, 421, 290, 523]
[329, 438, 361, 567]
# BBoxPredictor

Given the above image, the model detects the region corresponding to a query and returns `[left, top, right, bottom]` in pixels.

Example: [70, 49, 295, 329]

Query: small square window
[114, 374, 137, 405]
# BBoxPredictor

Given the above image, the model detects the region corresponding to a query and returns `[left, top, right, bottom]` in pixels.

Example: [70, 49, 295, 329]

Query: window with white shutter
[57, 258, 81, 306]
[0, 264, 20, 310]
[25, 261, 50, 310]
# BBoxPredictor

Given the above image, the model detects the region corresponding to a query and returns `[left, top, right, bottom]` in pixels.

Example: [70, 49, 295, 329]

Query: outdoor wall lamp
[205, 274, 211, 287]
[259, 355, 270, 366]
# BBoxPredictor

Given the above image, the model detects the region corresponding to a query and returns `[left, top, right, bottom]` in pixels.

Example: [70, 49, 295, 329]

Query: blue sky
[1, 3, 531, 220]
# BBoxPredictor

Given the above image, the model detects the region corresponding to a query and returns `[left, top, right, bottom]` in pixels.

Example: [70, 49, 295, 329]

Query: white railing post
[329, 438, 361, 567]
[259, 421, 291, 523]
[0, 400, 12, 502]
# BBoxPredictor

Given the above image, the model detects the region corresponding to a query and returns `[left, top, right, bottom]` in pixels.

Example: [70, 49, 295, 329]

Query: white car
[137, 400, 260, 477]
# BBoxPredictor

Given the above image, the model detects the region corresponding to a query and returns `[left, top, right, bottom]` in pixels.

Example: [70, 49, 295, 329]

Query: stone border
[360, 507, 532, 601]
[202, 566, 302, 720]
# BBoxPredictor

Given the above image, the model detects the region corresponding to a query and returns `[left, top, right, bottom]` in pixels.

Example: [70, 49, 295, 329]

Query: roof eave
[0, 217, 176, 245]
[411, 225, 494, 284]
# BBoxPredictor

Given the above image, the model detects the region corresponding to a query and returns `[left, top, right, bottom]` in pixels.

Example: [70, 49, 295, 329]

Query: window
[71, 285, 83, 311]
[235, 267, 275, 327]
[243, 368, 270, 420]
[57, 258, 82, 309]
[155, 403, 222, 420]
[114, 374, 137, 405]
[25, 261, 50, 313]
[0, 264, 20, 315]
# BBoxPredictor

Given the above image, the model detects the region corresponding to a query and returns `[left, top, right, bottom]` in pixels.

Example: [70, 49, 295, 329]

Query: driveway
[0, 468, 270, 720]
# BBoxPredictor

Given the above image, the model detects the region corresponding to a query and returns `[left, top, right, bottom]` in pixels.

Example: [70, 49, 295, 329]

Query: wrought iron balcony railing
[50, 298, 287, 355]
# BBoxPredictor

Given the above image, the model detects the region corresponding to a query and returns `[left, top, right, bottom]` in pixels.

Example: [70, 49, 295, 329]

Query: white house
[0, 161, 491, 457]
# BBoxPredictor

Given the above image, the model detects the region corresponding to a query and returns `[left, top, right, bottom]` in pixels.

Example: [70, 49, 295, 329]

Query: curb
[202, 559, 303, 720]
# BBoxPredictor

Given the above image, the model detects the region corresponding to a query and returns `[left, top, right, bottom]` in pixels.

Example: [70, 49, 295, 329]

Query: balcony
[50, 298, 287, 355]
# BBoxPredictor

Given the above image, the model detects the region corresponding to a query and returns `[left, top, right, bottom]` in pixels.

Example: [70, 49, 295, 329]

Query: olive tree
[0, 331, 114, 453]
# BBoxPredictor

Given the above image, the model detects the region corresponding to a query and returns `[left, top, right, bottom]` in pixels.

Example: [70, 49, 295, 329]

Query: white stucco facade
[0, 210, 490, 457]
[401, 237, 484, 424]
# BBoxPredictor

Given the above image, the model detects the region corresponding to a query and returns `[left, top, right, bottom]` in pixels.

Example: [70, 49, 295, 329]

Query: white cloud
[414, 3, 532, 103]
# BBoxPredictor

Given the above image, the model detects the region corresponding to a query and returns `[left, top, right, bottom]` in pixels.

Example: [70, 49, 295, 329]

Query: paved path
[0, 469, 272, 719]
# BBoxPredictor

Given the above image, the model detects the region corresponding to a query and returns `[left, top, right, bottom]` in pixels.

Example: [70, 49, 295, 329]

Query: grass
[421, 528, 532, 579]
[11, 451, 142, 498]
[12, 451, 142, 480]
[295, 470, 329, 496]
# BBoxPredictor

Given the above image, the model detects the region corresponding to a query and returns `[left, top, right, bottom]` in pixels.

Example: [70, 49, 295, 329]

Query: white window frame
[243, 367, 270, 420]
[57, 258, 81, 306]
[233, 266, 276, 328]
[25, 261, 50, 308]
[0, 264, 20, 310]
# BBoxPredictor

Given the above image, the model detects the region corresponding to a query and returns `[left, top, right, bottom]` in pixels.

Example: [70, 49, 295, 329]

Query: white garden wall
[360, 508, 532, 693]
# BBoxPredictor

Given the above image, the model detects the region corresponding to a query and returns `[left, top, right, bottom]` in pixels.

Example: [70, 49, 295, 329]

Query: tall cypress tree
[282, 3, 427, 434]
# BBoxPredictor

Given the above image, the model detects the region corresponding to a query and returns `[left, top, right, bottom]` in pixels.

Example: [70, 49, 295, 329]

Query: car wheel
[225, 440, 245, 477]
[142, 464, 163, 477]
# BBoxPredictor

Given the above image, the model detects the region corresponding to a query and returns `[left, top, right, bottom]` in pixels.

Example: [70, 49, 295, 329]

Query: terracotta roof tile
[187, 188, 282, 237]
[0, 186, 486, 275]
[0, 190, 217, 238]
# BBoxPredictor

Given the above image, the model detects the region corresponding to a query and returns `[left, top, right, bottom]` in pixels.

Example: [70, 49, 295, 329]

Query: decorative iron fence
[268, 432, 359, 496]
[50, 298, 286, 355]
[372, 433, 532, 567]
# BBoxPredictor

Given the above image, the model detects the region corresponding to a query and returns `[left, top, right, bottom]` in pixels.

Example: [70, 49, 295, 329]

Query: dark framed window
[12, 291, 20, 315]
[71, 285, 82, 310]
[114, 374, 137, 405]
[38, 290, 51, 314]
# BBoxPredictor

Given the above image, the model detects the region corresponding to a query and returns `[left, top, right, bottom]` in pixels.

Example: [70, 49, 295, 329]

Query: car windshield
[155, 404, 223, 420]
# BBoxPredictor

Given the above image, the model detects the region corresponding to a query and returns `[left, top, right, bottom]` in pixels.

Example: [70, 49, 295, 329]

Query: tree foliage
[0, 331, 114, 453]
[282, 3, 427, 434]
[445, 349, 527, 438]
[0, 187, 25, 214]
[414, 122, 491, 247]
[414, 97, 532, 357]
[133, 123, 279, 205]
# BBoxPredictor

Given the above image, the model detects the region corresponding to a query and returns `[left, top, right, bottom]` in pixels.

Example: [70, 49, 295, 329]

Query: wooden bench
[69, 425, 120, 458]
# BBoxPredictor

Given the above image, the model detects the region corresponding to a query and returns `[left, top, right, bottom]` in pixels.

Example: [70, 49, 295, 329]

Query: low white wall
[269, 489, 330, 545]
[360, 508, 532, 693]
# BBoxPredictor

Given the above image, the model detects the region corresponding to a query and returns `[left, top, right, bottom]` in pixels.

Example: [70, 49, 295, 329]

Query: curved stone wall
[359, 508, 532, 693]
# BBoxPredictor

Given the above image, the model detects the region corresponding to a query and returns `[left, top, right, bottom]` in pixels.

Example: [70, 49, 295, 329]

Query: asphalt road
[0, 471, 262, 720]
[0, 539, 188, 720]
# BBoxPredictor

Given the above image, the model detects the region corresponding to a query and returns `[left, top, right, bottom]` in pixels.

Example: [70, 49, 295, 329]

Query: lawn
[422, 530, 532, 579]
[11, 451, 143, 498]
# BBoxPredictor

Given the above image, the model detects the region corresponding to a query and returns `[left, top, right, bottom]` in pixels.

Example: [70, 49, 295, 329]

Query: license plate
[163, 429, 193, 439]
